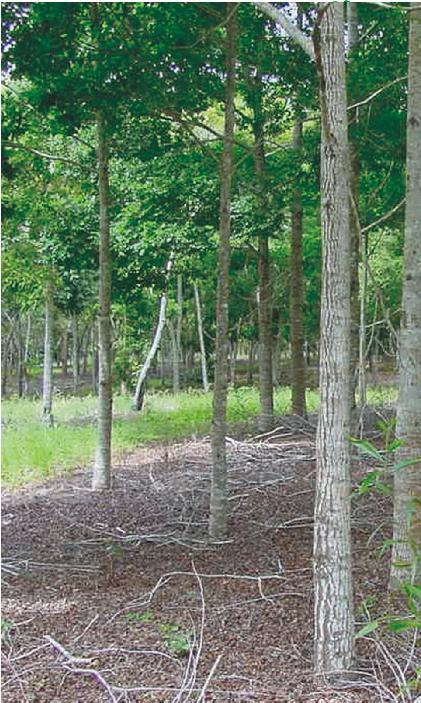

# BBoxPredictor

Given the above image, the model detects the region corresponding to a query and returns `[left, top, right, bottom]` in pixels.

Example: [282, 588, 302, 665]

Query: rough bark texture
[348, 3, 361, 423]
[193, 282, 209, 393]
[209, 3, 237, 540]
[313, 3, 354, 677]
[42, 282, 54, 427]
[92, 110, 113, 490]
[133, 291, 168, 410]
[391, 3, 421, 586]
[290, 116, 307, 417]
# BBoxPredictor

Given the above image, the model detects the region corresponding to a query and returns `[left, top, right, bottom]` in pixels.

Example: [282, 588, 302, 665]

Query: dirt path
[1, 424, 401, 702]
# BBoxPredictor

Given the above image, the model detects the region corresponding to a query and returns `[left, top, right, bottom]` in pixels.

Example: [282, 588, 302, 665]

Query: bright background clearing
[2, 385, 396, 487]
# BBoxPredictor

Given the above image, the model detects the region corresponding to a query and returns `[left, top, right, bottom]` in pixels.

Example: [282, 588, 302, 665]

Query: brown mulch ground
[1, 420, 415, 702]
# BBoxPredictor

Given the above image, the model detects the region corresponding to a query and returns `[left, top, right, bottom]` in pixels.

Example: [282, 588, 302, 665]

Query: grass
[1, 385, 397, 488]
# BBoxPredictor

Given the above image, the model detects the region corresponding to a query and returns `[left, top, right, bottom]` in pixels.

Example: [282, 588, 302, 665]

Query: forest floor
[2, 414, 418, 702]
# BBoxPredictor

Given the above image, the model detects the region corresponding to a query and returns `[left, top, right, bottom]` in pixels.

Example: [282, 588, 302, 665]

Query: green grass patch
[1, 385, 396, 487]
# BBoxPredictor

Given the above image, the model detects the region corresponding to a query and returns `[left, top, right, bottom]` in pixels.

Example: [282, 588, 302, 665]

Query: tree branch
[347, 76, 407, 111]
[4, 141, 85, 170]
[252, 2, 315, 61]
[361, 198, 405, 233]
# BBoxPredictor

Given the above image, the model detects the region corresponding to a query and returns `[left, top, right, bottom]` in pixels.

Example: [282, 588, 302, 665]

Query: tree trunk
[252, 78, 273, 432]
[209, 3, 237, 541]
[348, 2, 360, 424]
[133, 291, 167, 410]
[193, 282, 209, 392]
[61, 321, 69, 377]
[2, 331, 12, 396]
[92, 109, 113, 490]
[247, 341, 255, 385]
[229, 340, 237, 385]
[176, 274, 183, 389]
[42, 281, 54, 427]
[167, 319, 179, 394]
[91, 322, 98, 396]
[22, 313, 31, 396]
[290, 115, 307, 417]
[313, 3, 354, 677]
[72, 312, 79, 393]
[390, 3, 421, 587]
[15, 315, 24, 399]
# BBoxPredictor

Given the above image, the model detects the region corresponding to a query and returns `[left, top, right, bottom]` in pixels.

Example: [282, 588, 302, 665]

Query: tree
[390, 2, 421, 587]
[313, 3, 354, 676]
[209, 3, 238, 541]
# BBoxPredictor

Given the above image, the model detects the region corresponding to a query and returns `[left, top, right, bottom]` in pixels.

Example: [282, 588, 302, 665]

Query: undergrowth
[1, 385, 396, 487]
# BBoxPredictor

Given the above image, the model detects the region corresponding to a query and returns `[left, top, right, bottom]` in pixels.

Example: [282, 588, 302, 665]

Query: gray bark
[391, 3, 421, 587]
[23, 313, 31, 396]
[91, 322, 98, 396]
[72, 312, 79, 393]
[252, 74, 274, 432]
[176, 274, 183, 390]
[210, 3, 237, 540]
[61, 321, 69, 377]
[193, 282, 209, 393]
[290, 115, 307, 417]
[92, 109, 113, 490]
[167, 319, 179, 395]
[313, 3, 354, 677]
[42, 282, 54, 427]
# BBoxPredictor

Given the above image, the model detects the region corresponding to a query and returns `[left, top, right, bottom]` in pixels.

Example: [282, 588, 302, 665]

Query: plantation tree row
[2, 1, 420, 679]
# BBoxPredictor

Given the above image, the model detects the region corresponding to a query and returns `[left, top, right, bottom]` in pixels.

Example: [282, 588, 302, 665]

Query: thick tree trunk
[390, 4, 421, 587]
[348, 3, 360, 423]
[209, 3, 237, 540]
[313, 3, 354, 677]
[72, 312, 79, 393]
[290, 115, 307, 417]
[133, 292, 167, 410]
[92, 110, 113, 490]
[193, 282, 209, 392]
[42, 282, 54, 427]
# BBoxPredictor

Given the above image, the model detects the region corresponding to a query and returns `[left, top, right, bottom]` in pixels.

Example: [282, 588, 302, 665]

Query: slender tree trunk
[91, 322, 98, 396]
[2, 331, 12, 396]
[61, 321, 69, 377]
[92, 109, 113, 490]
[252, 79, 273, 431]
[229, 340, 237, 385]
[390, 4, 421, 587]
[167, 320, 179, 394]
[22, 313, 31, 396]
[193, 282, 209, 392]
[72, 312, 79, 393]
[42, 282, 54, 427]
[313, 3, 354, 677]
[247, 341, 255, 385]
[290, 115, 307, 417]
[15, 315, 24, 398]
[210, 3, 237, 540]
[176, 274, 183, 390]
[133, 292, 167, 410]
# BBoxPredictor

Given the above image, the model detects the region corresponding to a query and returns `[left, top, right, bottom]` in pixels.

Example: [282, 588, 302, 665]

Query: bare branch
[347, 76, 407, 111]
[4, 141, 85, 170]
[252, 2, 315, 61]
[362, 198, 405, 233]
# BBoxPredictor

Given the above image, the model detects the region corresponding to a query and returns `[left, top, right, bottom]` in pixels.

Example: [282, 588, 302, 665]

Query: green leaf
[388, 618, 418, 632]
[355, 620, 380, 638]
[393, 457, 421, 471]
[349, 438, 384, 463]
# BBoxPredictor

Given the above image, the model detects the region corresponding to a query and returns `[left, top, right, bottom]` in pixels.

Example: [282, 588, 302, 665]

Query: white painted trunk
[133, 293, 167, 410]
[313, 3, 354, 677]
[391, 3, 421, 587]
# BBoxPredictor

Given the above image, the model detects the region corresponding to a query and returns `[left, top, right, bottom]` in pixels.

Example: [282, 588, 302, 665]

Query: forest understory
[2, 415, 417, 703]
